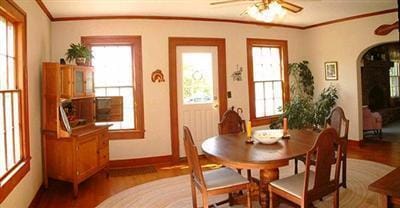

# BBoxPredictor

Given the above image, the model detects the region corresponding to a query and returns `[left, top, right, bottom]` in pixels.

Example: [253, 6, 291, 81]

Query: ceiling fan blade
[279, 1, 303, 13]
[375, 21, 399, 36]
[210, 0, 254, 6]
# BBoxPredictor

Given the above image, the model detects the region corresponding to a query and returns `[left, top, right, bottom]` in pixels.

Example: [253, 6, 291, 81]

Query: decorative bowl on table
[253, 129, 283, 144]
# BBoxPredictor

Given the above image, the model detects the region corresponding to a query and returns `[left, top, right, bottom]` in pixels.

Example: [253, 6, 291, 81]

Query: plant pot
[75, 57, 86, 66]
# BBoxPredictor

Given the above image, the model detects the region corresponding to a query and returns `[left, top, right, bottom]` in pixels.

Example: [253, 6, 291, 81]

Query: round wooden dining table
[201, 129, 319, 208]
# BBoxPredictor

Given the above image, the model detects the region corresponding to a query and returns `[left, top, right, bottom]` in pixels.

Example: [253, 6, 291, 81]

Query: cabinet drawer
[98, 130, 109, 148]
[99, 148, 109, 167]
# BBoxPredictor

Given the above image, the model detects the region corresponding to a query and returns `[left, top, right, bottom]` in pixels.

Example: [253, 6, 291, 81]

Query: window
[82, 36, 144, 139]
[390, 62, 400, 98]
[247, 39, 289, 126]
[92, 46, 135, 129]
[0, 0, 30, 202]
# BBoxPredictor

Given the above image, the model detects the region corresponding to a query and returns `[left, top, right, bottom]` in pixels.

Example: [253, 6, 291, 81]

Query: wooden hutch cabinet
[60, 64, 95, 98]
[41, 62, 122, 197]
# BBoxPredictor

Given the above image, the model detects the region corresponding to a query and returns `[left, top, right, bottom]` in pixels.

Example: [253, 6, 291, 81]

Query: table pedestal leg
[377, 194, 389, 208]
[259, 168, 279, 208]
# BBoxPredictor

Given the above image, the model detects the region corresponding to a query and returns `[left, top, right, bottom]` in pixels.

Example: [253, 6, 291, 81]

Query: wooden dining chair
[294, 106, 349, 188]
[218, 107, 253, 180]
[269, 128, 343, 208]
[183, 126, 252, 208]
[218, 106, 246, 135]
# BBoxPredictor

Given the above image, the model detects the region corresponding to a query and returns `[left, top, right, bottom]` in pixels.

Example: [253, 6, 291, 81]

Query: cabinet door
[76, 136, 98, 179]
[85, 69, 95, 96]
[60, 66, 73, 98]
[73, 69, 85, 97]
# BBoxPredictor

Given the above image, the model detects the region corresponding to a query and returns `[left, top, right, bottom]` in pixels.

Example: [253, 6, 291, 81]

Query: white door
[177, 46, 219, 157]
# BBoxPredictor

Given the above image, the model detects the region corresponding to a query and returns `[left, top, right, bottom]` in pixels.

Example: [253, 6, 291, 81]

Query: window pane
[264, 82, 273, 99]
[7, 22, 14, 57]
[0, 55, 6, 89]
[389, 62, 400, 98]
[8, 57, 15, 89]
[390, 67, 395, 76]
[182, 52, 213, 105]
[95, 88, 106, 96]
[262, 81, 283, 116]
[253, 47, 281, 82]
[0, 16, 6, 56]
[265, 98, 273, 116]
[92, 46, 132, 87]
[13, 92, 20, 162]
[5, 93, 14, 169]
[255, 100, 265, 118]
[274, 81, 283, 99]
[92, 46, 135, 130]
[104, 87, 119, 96]
[0, 94, 5, 176]
[255, 82, 264, 101]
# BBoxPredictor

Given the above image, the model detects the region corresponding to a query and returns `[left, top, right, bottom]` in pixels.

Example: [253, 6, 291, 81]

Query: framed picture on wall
[325, 61, 338, 80]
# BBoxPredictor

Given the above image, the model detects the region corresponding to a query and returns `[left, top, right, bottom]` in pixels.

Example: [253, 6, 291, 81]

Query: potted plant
[65, 43, 93, 65]
[270, 61, 338, 130]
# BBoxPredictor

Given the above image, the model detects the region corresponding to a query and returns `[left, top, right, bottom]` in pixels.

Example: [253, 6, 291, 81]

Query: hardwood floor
[31, 141, 400, 208]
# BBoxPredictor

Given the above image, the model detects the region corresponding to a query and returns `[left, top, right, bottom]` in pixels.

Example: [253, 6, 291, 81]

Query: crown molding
[35, 0, 54, 21]
[35, 0, 397, 30]
[52, 15, 304, 29]
[303, 8, 398, 29]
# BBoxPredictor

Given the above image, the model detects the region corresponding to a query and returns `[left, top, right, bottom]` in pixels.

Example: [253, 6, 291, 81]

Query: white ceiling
[43, 0, 397, 27]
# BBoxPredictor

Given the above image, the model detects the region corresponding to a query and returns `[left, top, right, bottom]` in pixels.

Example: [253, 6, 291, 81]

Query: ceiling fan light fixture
[246, 0, 286, 23]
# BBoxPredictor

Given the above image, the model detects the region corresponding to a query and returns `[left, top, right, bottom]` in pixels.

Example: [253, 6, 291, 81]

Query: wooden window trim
[0, 0, 30, 203]
[81, 36, 145, 139]
[247, 38, 290, 127]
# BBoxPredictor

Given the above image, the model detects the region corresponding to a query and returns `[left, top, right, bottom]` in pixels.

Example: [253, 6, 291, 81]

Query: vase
[75, 57, 86, 66]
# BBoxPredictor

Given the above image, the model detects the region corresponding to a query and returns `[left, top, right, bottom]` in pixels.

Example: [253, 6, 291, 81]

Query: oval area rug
[97, 159, 394, 208]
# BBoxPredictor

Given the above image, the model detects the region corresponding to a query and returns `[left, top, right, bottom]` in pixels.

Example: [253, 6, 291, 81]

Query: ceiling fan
[210, 0, 303, 14]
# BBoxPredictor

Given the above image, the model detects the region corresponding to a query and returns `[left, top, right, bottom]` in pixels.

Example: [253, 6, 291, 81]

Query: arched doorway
[359, 42, 400, 141]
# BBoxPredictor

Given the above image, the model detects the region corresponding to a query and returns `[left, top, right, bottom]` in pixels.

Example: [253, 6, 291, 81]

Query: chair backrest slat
[218, 107, 246, 135]
[303, 128, 343, 200]
[325, 106, 349, 140]
[183, 126, 206, 190]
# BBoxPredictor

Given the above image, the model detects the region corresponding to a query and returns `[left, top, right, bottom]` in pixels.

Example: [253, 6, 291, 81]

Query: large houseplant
[65, 43, 93, 65]
[270, 61, 338, 130]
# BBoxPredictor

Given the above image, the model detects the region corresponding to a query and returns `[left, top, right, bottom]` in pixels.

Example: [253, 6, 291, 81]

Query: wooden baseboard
[28, 185, 45, 208]
[109, 155, 173, 169]
[348, 139, 362, 147]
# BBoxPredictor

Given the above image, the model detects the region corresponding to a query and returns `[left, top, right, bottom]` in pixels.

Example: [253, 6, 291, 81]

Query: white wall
[303, 13, 398, 141]
[0, 1, 51, 208]
[51, 20, 306, 160]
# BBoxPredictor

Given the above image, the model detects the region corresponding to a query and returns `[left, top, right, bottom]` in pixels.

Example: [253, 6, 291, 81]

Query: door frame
[169, 37, 228, 163]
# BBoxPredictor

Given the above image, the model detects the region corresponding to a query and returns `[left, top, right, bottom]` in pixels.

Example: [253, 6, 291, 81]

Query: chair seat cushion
[269, 171, 315, 199]
[204, 167, 249, 191]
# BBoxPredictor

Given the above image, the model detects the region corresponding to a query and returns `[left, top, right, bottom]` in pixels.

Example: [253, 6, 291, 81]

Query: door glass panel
[182, 52, 213, 105]
[74, 70, 84, 94]
[86, 71, 93, 94]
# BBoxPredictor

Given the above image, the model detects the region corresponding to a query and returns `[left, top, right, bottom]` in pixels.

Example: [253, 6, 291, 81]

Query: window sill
[251, 115, 280, 127]
[0, 158, 31, 203]
[109, 129, 145, 140]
